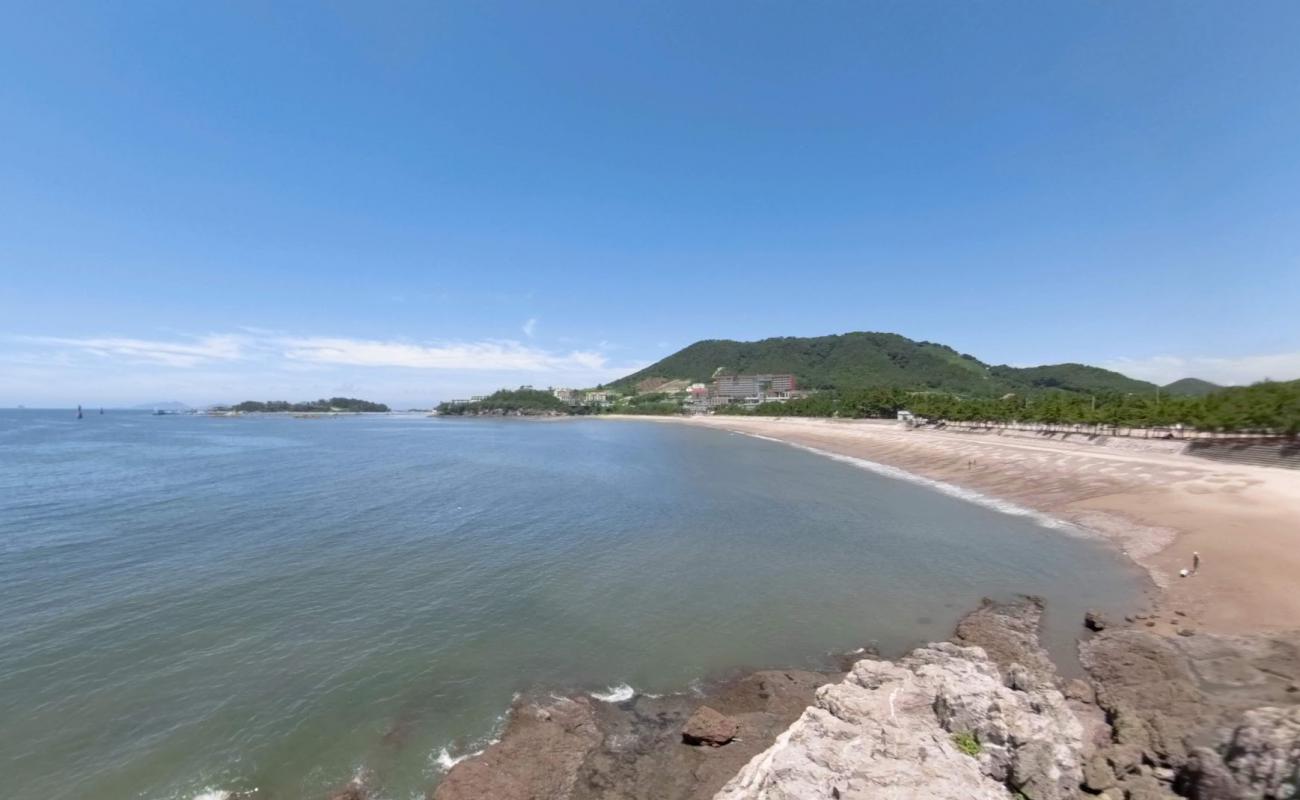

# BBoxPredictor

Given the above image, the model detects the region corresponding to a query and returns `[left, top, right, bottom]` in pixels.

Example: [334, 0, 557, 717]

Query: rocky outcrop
[1217, 706, 1300, 799]
[429, 603, 1300, 800]
[953, 595, 1058, 690]
[432, 669, 833, 800]
[431, 695, 601, 799]
[714, 641, 1083, 800]
[681, 706, 740, 746]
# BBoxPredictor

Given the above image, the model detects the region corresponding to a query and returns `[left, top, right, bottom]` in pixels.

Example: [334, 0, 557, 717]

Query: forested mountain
[987, 363, 1156, 395]
[610, 333, 1163, 397]
[1162, 378, 1223, 396]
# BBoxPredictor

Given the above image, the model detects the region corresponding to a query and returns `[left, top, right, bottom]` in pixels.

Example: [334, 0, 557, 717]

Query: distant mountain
[131, 401, 192, 411]
[609, 332, 1162, 397]
[1162, 377, 1223, 396]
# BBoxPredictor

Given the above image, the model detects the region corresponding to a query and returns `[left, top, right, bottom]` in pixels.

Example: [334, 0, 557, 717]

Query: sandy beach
[628, 416, 1300, 637]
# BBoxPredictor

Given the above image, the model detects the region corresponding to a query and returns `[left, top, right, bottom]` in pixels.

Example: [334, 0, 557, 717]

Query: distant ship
[99, 408, 104, 415]
[77, 405, 83, 420]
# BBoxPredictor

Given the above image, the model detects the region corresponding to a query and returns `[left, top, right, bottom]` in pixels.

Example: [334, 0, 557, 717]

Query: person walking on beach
[1192, 551, 1200, 575]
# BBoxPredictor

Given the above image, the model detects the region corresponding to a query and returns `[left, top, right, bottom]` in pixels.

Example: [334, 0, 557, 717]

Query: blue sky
[2, 2, 1298, 406]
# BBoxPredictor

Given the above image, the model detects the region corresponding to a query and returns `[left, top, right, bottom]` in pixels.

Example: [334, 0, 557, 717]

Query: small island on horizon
[213, 397, 391, 414]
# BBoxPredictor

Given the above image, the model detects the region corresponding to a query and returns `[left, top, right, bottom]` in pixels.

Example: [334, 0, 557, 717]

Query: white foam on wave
[431, 708, 510, 775]
[741, 431, 1085, 535]
[434, 746, 471, 772]
[590, 684, 636, 703]
[190, 792, 231, 800]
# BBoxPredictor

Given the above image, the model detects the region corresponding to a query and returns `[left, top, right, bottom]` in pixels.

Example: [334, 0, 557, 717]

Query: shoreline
[607, 414, 1300, 637]
[431, 593, 1300, 800]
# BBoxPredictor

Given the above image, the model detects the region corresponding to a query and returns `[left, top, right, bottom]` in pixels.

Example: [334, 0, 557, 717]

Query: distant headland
[213, 397, 390, 414]
[438, 331, 1299, 434]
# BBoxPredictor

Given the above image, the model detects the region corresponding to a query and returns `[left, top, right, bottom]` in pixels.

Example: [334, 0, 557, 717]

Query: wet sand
[624, 416, 1300, 637]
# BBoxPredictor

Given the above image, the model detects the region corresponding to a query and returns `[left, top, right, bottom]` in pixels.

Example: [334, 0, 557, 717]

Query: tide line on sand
[739, 431, 1085, 536]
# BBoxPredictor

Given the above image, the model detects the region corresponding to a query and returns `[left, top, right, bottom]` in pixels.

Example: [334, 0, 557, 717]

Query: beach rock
[953, 596, 1058, 690]
[432, 695, 601, 800]
[1082, 628, 1300, 776]
[1085, 610, 1108, 632]
[1081, 630, 1207, 766]
[682, 706, 739, 746]
[713, 641, 1083, 800]
[570, 669, 830, 800]
[1217, 706, 1300, 799]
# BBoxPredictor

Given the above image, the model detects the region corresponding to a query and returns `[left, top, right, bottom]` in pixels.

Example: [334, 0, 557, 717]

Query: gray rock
[713, 642, 1083, 800]
[1084, 753, 1118, 791]
[1177, 746, 1242, 800]
[1218, 706, 1300, 800]
[1064, 678, 1096, 704]
[1119, 773, 1179, 799]
[1086, 610, 1108, 632]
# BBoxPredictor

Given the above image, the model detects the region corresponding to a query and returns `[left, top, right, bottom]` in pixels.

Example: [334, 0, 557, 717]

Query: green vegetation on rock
[952, 731, 982, 756]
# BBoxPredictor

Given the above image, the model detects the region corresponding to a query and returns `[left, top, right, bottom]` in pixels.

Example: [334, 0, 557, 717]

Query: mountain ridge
[609, 332, 1175, 397]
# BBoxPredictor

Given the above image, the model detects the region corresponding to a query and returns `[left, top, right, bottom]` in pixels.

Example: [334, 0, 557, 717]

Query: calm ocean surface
[0, 410, 1146, 800]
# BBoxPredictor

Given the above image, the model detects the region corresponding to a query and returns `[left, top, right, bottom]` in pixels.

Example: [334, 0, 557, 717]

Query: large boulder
[713, 642, 1083, 800]
[682, 706, 740, 747]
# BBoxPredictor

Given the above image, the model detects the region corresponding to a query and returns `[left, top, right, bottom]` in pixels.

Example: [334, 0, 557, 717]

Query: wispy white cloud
[278, 336, 606, 371]
[1, 330, 640, 407]
[522, 318, 538, 338]
[12, 332, 611, 373]
[18, 334, 249, 368]
[1101, 351, 1300, 386]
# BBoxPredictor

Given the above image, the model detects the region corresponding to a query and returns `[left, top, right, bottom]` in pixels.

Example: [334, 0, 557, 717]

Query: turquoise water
[0, 411, 1145, 800]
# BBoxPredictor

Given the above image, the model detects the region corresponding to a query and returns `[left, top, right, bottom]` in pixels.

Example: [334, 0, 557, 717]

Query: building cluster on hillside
[551, 388, 612, 408]
[639, 372, 803, 412]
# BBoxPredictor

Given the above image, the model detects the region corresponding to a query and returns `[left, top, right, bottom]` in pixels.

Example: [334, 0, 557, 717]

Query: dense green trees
[436, 388, 571, 416]
[719, 380, 1300, 434]
[226, 397, 389, 412]
[610, 332, 1166, 397]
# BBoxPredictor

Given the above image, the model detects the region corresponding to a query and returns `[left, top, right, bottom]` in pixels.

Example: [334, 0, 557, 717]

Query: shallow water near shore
[0, 411, 1146, 800]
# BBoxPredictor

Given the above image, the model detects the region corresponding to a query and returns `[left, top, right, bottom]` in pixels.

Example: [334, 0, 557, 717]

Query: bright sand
[637, 416, 1300, 636]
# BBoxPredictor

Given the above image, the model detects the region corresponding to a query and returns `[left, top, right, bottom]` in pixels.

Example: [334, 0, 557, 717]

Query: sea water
[0, 411, 1145, 799]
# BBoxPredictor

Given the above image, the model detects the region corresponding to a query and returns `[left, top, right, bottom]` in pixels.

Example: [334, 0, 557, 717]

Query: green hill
[1163, 377, 1223, 396]
[610, 332, 1157, 397]
[988, 363, 1157, 395]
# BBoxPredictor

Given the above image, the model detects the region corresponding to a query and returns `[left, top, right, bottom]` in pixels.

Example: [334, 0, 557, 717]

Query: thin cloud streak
[279, 336, 605, 371]
[1, 331, 641, 406]
[9, 331, 620, 374]
[18, 334, 248, 368]
[1101, 352, 1300, 386]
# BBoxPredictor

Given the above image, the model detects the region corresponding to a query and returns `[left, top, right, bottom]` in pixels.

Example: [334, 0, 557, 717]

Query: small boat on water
[77, 405, 83, 419]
